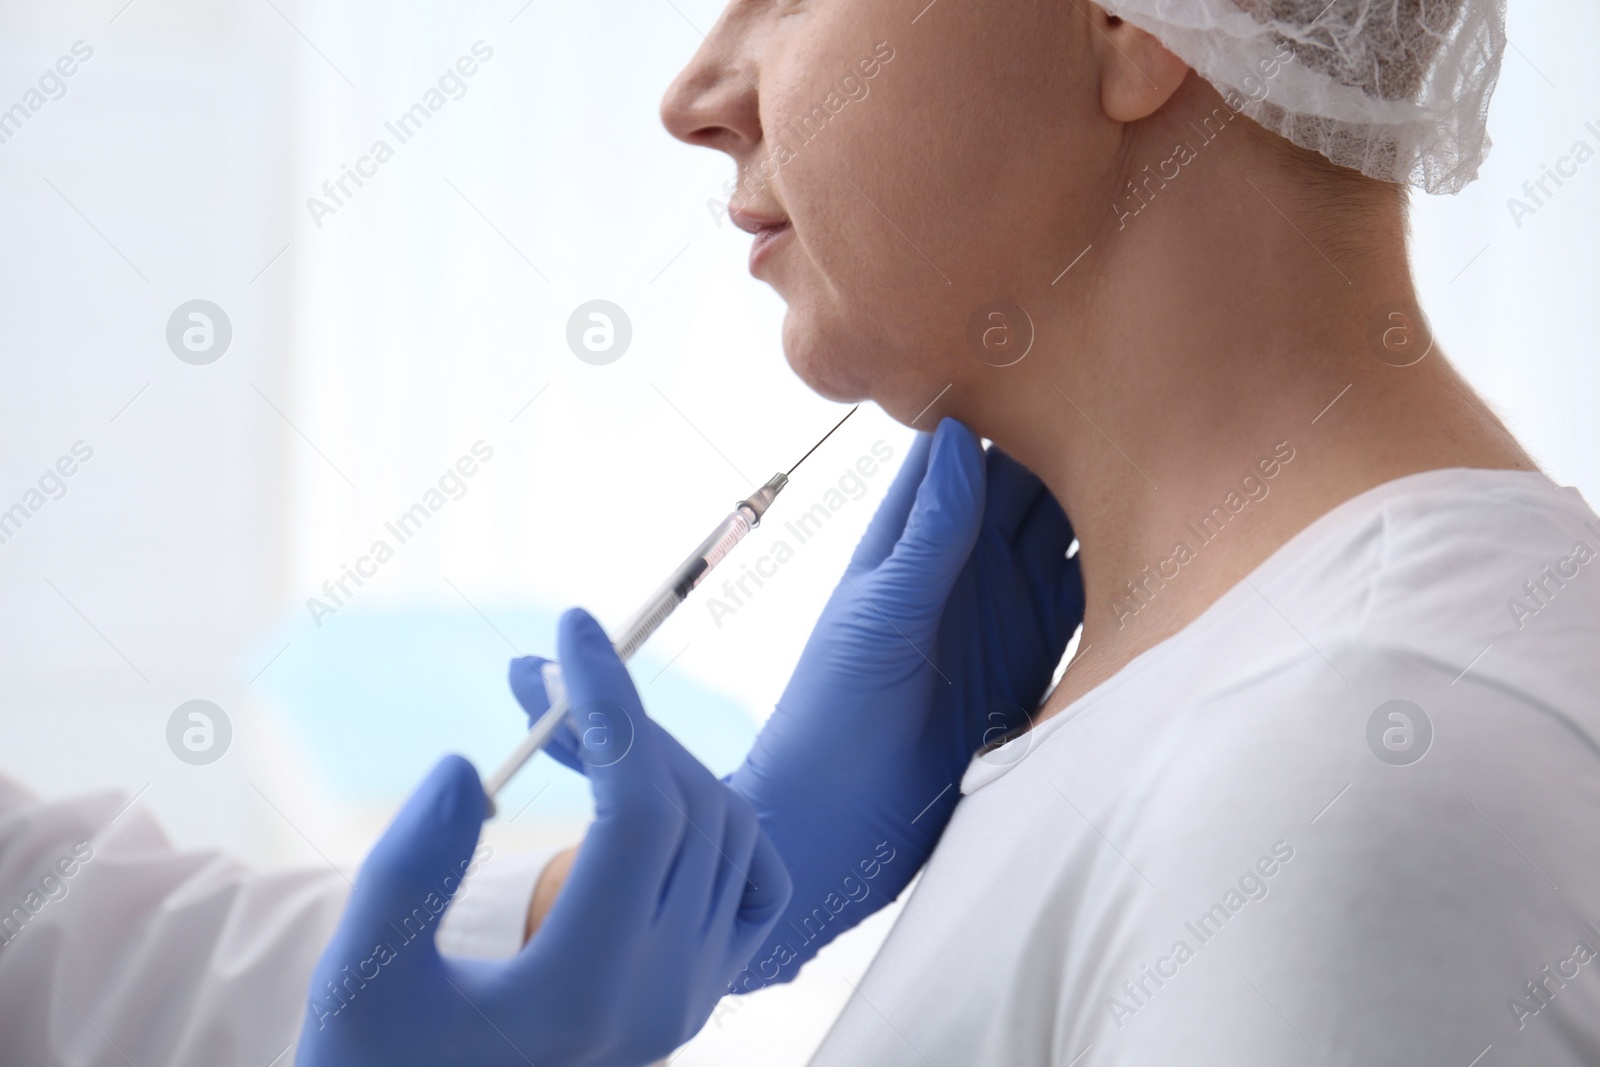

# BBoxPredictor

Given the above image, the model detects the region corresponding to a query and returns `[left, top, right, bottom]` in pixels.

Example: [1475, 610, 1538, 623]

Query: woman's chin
[780, 310, 874, 404]
[778, 305, 971, 428]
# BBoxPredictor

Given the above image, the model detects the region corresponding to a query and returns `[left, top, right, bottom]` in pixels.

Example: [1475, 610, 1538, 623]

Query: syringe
[482, 407, 857, 814]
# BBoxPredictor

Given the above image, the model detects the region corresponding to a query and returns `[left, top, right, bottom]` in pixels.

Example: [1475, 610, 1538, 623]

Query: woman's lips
[747, 221, 792, 275]
[729, 206, 793, 277]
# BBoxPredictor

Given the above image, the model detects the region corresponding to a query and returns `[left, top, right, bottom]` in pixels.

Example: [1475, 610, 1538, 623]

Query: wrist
[433, 846, 559, 960]
[524, 844, 578, 942]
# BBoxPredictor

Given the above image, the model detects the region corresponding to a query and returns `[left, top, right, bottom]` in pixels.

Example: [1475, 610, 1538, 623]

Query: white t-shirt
[812, 468, 1600, 1067]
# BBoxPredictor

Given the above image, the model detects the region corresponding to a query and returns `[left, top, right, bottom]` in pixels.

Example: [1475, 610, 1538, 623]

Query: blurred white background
[1, 0, 1595, 1062]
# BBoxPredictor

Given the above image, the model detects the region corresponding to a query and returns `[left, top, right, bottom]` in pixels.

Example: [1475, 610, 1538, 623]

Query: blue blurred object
[250, 602, 758, 815]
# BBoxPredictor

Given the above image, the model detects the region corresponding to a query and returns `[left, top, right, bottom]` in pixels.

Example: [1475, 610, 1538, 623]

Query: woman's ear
[1092, 7, 1190, 122]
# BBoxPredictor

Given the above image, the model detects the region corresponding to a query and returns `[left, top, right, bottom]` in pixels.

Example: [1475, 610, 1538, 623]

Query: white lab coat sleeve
[436, 845, 561, 960]
[0, 774, 553, 1067]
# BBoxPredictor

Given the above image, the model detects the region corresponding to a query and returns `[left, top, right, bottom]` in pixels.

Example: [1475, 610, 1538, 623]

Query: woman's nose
[660, 26, 762, 156]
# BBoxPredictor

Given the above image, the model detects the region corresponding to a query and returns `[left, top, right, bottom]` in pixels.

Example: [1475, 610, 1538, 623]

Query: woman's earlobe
[1098, 18, 1189, 123]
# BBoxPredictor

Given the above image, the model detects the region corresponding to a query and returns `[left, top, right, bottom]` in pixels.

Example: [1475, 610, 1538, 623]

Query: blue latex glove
[509, 420, 1081, 987]
[298, 609, 791, 1067]
[723, 417, 1082, 986]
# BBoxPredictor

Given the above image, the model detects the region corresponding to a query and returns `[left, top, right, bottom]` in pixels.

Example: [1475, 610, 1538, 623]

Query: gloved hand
[724, 417, 1082, 985]
[298, 608, 791, 1067]
[509, 421, 1082, 987]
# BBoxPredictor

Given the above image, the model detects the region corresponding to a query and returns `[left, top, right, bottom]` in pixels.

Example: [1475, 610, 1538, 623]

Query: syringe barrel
[483, 472, 790, 813]
[615, 474, 789, 654]
[613, 586, 681, 662]
[613, 506, 757, 659]
[686, 510, 756, 584]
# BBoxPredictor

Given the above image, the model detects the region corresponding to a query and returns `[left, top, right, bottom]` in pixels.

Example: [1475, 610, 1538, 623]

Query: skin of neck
[940, 75, 1535, 710]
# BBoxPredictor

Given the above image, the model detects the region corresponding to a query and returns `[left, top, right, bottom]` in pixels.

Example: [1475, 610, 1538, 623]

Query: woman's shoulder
[1230, 466, 1600, 702]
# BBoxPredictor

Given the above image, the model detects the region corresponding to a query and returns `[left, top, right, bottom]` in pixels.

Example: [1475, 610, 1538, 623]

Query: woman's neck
[951, 116, 1536, 717]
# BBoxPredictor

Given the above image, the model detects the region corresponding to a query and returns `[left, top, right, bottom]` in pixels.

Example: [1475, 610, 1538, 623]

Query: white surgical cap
[1100, 0, 1507, 193]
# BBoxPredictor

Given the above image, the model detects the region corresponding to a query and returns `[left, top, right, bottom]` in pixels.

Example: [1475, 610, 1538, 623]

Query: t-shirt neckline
[961, 465, 1561, 794]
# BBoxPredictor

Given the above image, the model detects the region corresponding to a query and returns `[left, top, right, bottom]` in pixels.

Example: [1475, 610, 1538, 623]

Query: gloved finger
[730, 817, 792, 965]
[340, 755, 484, 958]
[1012, 482, 1074, 558]
[880, 418, 985, 609]
[544, 609, 682, 915]
[849, 431, 933, 571]
[1013, 487, 1080, 646]
[556, 609, 663, 806]
[651, 722, 728, 927]
[648, 722, 758, 935]
[508, 655, 553, 714]
[983, 446, 1049, 543]
[706, 783, 761, 939]
[1056, 547, 1087, 645]
[507, 656, 585, 774]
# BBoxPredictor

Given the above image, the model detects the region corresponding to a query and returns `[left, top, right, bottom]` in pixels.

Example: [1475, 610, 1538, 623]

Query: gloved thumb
[880, 417, 985, 605]
[340, 755, 485, 955]
[530, 609, 677, 927]
[508, 656, 585, 775]
[550, 608, 658, 818]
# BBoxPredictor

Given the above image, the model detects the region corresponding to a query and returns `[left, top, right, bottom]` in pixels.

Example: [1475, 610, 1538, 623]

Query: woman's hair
[1101, 0, 1504, 194]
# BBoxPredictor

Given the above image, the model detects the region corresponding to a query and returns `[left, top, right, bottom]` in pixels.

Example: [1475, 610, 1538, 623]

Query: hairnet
[1100, 0, 1506, 193]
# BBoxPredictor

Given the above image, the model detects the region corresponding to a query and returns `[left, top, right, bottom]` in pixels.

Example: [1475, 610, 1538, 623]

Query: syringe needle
[481, 405, 861, 815]
[786, 405, 859, 476]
